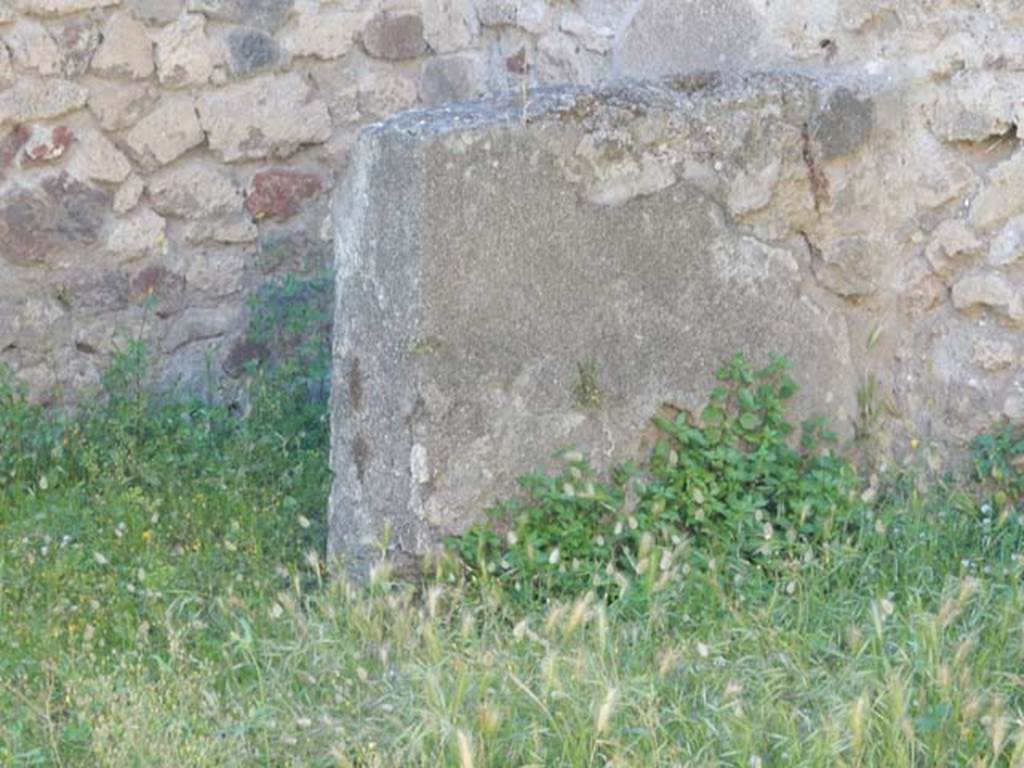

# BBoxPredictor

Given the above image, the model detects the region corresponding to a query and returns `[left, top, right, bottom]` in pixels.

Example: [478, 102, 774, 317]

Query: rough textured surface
[329, 78, 860, 575]
[197, 73, 332, 161]
[0, 0, 1019, 451]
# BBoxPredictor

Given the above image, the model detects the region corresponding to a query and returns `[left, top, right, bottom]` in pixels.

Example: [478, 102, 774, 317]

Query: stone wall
[2, 0, 1024, 423]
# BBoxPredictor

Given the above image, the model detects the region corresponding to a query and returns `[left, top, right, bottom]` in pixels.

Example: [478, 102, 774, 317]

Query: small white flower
[297, 515, 311, 529]
[880, 598, 895, 616]
[506, 530, 518, 546]
[548, 547, 561, 565]
[696, 642, 710, 658]
[269, 603, 284, 619]
[93, 552, 108, 566]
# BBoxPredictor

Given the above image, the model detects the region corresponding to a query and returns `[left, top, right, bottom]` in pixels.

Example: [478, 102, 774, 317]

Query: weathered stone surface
[123, 95, 204, 168]
[69, 128, 133, 183]
[87, 80, 157, 130]
[22, 124, 73, 162]
[1003, 394, 1024, 422]
[358, 67, 418, 119]
[55, 16, 101, 76]
[970, 150, 1024, 231]
[926, 219, 982, 279]
[225, 26, 279, 76]
[420, 53, 488, 106]
[0, 43, 11, 85]
[124, 0, 181, 23]
[244, 168, 323, 220]
[988, 216, 1024, 267]
[91, 10, 153, 78]
[183, 216, 257, 243]
[113, 173, 144, 212]
[809, 87, 875, 161]
[952, 271, 1024, 322]
[362, 10, 426, 61]
[187, 0, 292, 30]
[153, 13, 216, 87]
[129, 263, 185, 308]
[616, 0, 765, 78]
[0, 124, 29, 178]
[0, 77, 87, 124]
[328, 80, 858, 574]
[812, 236, 882, 298]
[475, 0, 516, 26]
[106, 207, 166, 260]
[282, 7, 359, 60]
[560, 11, 613, 54]
[972, 339, 1016, 372]
[197, 73, 332, 161]
[178, 246, 245, 296]
[536, 31, 601, 84]
[929, 72, 1024, 143]
[0, 173, 108, 266]
[147, 162, 241, 218]
[5, 18, 60, 74]
[423, 0, 476, 52]
[10, 0, 117, 16]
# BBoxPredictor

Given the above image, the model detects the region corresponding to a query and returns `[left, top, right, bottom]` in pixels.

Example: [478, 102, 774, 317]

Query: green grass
[2, 348, 1024, 766]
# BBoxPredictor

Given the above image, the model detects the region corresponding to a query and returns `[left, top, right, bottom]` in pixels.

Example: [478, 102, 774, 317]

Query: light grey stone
[197, 73, 332, 161]
[970, 150, 1024, 231]
[281, 7, 360, 60]
[328, 79, 858, 576]
[147, 162, 242, 218]
[423, 0, 477, 52]
[87, 81, 157, 131]
[123, 95, 204, 168]
[812, 236, 882, 298]
[68, 128, 133, 183]
[10, 0, 118, 15]
[187, 0, 292, 31]
[153, 13, 216, 87]
[55, 16, 101, 77]
[952, 271, 1024, 323]
[928, 71, 1024, 143]
[419, 53, 488, 106]
[124, 0, 181, 23]
[926, 219, 981, 279]
[5, 18, 61, 74]
[972, 339, 1016, 372]
[615, 0, 765, 78]
[0, 43, 10, 85]
[0, 77, 87, 124]
[91, 10, 154, 79]
[988, 216, 1024, 267]
[106, 207, 166, 260]
[113, 174, 144, 212]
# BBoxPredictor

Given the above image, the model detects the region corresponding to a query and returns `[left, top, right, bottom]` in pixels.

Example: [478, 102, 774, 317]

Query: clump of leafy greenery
[451, 355, 864, 605]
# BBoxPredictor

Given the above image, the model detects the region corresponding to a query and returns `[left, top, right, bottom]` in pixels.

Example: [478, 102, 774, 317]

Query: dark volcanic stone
[0, 173, 109, 266]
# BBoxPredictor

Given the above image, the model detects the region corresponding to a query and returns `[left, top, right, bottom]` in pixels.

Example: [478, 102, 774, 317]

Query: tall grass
[2, 345, 1024, 765]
